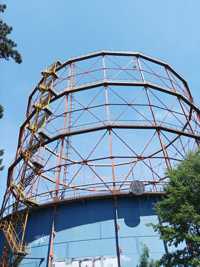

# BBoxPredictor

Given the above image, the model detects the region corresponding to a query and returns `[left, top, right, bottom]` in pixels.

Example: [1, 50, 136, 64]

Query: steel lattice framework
[0, 51, 200, 265]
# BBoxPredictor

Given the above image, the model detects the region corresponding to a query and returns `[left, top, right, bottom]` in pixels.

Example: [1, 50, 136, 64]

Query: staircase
[0, 221, 26, 256]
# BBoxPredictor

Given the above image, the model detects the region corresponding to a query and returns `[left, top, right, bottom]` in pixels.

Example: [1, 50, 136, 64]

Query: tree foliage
[0, 3, 22, 170]
[137, 245, 159, 267]
[0, 4, 22, 63]
[153, 150, 200, 266]
[0, 105, 3, 171]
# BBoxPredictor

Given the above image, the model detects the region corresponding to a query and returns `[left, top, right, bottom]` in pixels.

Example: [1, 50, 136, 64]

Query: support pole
[113, 197, 121, 267]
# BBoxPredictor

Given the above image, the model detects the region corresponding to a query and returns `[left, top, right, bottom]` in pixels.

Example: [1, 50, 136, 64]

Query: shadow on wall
[25, 195, 160, 243]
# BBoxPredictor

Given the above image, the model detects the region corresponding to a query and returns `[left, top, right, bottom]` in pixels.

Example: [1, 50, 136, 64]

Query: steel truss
[0, 51, 200, 266]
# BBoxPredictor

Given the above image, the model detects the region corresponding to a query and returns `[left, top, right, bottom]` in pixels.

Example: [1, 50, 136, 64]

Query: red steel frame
[1, 51, 200, 215]
[0, 50, 200, 265]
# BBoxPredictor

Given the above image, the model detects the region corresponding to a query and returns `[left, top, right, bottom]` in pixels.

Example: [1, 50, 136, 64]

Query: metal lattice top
[2, 51, 200, 215]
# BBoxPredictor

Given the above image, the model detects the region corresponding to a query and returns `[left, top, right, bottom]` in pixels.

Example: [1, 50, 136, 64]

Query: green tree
[0, 105, 3, 171]
[0, 4, 22, 63]
[0, 3, 22, 170]
[153, 150, 200, 266]
[138, 244, 160, 267]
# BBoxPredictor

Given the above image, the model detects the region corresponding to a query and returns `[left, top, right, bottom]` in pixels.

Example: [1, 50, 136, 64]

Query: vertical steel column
[46, 207, 56, 267]
[113, 197, 121, 267]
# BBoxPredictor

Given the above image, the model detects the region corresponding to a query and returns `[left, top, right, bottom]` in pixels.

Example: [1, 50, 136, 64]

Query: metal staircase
[0, 63, 60, 266]
[0, 220, 26, 267]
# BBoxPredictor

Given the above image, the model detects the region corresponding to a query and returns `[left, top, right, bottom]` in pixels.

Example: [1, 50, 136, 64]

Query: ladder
[10, 183, 38, 208]
[0, 220, 26, 267]
[0, 221, 26, 256]
[0, 62, 60, 266]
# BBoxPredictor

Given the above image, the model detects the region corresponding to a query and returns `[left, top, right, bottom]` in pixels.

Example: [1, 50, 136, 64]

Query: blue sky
[1, 0, 200, 203]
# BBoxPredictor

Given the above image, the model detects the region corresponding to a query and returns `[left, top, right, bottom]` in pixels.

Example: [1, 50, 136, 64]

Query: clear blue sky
[1, 0, 200, 203]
